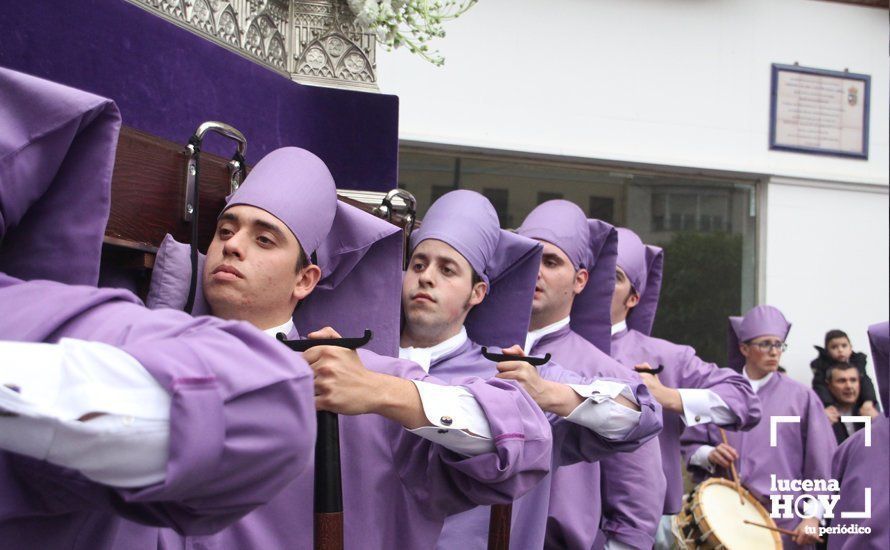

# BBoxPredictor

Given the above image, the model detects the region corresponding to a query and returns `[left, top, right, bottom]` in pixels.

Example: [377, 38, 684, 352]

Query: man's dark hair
[471, 270, 484, 287]
[825, 329, 850, 348]
[826, 362, 858, 384]
[295, 248, 310, 273]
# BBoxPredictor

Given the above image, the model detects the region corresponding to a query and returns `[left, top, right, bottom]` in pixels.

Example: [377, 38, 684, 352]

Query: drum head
[697, 479, 781, 550]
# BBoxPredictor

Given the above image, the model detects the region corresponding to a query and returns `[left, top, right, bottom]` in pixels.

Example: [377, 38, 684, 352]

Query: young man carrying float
[609, 228, 762, 549]
[397, 191, 662, 550]
[516, 200, 667, 550]
[0, 68, 317, 548]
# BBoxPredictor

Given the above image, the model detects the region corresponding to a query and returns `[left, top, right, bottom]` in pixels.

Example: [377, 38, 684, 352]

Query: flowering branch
[347, 0, 477, 66]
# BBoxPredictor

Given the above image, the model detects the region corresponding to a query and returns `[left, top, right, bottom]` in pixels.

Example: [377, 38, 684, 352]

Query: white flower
[346, 0, 477, 65]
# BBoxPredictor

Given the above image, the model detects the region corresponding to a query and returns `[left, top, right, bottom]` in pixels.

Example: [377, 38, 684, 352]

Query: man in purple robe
[515, 199, 667, 550]
[827, 321, 888, 549]
[0, 67, 318, 547]
[401, 191, 662, 550]
[681, 305, 836, 549]
[609, 228, 762, 548]
[145, 151, 558, 549]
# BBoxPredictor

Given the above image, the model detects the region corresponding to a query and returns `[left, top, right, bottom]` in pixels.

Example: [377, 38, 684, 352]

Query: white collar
[742, 365, 773, 392]
[263, 318, 295, 339]
[399, 326, 468, 373]
[611, 320, 628, 336]
[525, 316, 571, 354]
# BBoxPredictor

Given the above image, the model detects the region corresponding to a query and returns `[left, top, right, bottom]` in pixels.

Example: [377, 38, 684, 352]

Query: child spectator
[811, 329, 880, 419]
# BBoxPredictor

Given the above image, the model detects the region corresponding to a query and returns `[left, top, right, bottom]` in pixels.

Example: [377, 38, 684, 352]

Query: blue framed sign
[769, 64, 870, 159]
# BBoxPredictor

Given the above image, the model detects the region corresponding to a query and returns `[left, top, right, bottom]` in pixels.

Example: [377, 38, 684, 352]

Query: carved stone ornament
[127, 0, 378, 91]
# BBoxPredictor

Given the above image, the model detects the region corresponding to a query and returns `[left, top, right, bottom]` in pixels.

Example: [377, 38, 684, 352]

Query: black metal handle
[181, 121, 247, 314]
[276, 329, 372, 352]
[481, 347, 551, 366]
[634, 364, 665, 375]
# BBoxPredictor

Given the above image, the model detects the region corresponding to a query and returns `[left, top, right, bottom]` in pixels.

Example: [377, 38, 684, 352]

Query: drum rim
[682, 477, 782, 549]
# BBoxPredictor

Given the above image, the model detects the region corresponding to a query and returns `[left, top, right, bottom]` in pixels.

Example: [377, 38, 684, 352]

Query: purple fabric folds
[866, 321, 889, 414]
[0, 66, 120, 286]
[0, 273, 317, 547]
[611, 327, 761, 514]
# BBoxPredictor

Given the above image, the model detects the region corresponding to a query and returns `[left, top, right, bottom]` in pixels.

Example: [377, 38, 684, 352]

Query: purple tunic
[828, 321, 889, 549]
[0, 274, 317, 548]
[828, 415, 889, 549]
[164, 327, 554, 549]
[681, 372, 837, 549]
[597, 439, 666, 549]
[611, 327, 761, 514]
[436, 335, 663, 550]
[0, 66, 120, 287]
[534, 325, 665, 550]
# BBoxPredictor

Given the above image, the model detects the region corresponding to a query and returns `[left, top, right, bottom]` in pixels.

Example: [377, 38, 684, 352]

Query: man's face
[532, 240, 586, 320]
[828, 367, 860, 406]
[203, 205, 312, 325]
[827, 337, 853, 363]
[401, 239, 486, 340]
[610, 266, 639, 325]
[740, 335, 784, 376]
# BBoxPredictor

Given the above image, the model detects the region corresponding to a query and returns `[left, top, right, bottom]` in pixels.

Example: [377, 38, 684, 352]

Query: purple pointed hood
[409, 190, 542, 349]
[615, 228, 664, 336]
[295, 202, 403, 356]
[0, 67, 121, 285]
[867, 321, 889, 415]
[517, 200, 617, 353]
[726, 305, 792, 372]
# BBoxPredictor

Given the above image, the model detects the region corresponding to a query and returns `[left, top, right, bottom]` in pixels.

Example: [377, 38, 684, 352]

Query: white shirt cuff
[690, 444, 717, 473]
[564, 380, 641, 440]
[0, 339, 171, 487]
[407, 380, 495, 457]
[678, 388, 735, 427]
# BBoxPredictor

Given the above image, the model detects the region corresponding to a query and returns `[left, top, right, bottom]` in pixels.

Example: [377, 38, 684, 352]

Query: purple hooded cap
[517, 200, 618, 354]
[410, 190, 542, 349]
[0, 67, 121, 285]
[224, 147, 337, 257]
[867, 321, 889, 415]
[615, 228, 664, 336]
[146, 148, 402, 356]
[726, 305, 792, 372]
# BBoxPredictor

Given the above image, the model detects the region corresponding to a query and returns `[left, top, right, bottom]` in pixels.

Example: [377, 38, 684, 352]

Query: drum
[675, 478, 781, 550]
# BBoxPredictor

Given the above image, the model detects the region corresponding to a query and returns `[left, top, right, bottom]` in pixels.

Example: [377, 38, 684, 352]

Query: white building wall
[765, 179, 889, 384]
[378, 0, 888, 185]
[378, 0, 889, 383]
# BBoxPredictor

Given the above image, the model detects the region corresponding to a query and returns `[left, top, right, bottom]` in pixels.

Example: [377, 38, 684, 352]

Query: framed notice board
[769, 64, 870, 159]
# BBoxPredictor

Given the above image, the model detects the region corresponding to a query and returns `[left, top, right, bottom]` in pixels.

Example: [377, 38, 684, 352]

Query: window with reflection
[398, 147, 759, 364]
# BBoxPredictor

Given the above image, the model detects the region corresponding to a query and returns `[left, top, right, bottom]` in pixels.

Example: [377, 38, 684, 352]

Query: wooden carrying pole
[488, 504, 513, 550]
[479, 349, 552, 550]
